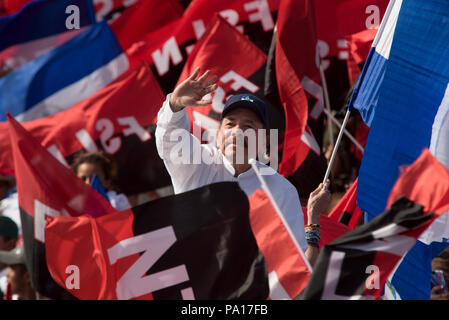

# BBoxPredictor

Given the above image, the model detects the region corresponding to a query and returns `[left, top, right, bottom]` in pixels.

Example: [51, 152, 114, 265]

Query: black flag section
[300, 197, 434, 300]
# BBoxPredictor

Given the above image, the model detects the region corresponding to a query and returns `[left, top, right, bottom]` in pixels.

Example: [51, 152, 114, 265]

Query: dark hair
[71, 151, 118, 189]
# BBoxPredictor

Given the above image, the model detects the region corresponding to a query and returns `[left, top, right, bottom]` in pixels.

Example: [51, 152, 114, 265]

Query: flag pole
[320, 63, 334, 146]
[322, 109, 352, 184]
[249, 159, 313, 273]
[322, 108, 364, 153]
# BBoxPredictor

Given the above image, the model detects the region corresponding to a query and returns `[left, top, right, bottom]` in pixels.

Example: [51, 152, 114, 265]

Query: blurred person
[71, 151, 131, 211]
[0, 217, 18, 299]
[156, 68, 331, 262]
[431, 247, 449, 300]
[0, 246, 35, 300]
[0, 175, 21, 235]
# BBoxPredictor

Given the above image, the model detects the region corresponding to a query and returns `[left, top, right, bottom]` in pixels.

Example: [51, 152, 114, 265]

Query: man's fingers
[188, 67, 201, 81]
[204, 83, 218, 95]
[197, 70, 210, 83]
[193, 99, 213, 106]
[203, 75, 218, 87]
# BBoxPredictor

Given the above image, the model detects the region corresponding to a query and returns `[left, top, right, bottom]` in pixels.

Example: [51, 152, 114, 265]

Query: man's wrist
[169, 96, 184, 113]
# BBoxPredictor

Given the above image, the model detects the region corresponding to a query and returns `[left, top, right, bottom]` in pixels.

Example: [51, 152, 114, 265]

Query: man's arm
[155, 68, 218, 193]
[305, 181, 331, 267]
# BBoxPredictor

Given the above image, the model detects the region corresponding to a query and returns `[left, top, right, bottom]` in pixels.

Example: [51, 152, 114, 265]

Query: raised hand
[169, 67, 218, 112]
[307, 180, 331, 225]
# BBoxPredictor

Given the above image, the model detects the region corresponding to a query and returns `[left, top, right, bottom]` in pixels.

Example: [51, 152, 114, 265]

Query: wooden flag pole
[249, 159, 313, 273]
[322, 109, 352, 184]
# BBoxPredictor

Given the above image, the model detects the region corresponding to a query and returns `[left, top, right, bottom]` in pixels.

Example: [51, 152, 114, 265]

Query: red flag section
[275, 0, 318, 177]
[249, 189, 310, 299]
[327, 178, 364, 229]
[387, 149, 449, 217]
[314, 0, 387, 58]
[110, 0, 183, 51]
[0, 64, 168, 194]
[8, 114, 116, 221]
[301, 207, 351, 245]
[249, 189, 350, 300]
[46, 211, 137, 300]
[177, 15, 267, 141]
[127, 0, 279, 93]
[7, 113, 117, 299]
[45, 182, 269, 300]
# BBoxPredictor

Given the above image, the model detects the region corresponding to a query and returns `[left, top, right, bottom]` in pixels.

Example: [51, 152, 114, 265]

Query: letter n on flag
[7, 114, 116, 299]
[44, 182, 269, 300]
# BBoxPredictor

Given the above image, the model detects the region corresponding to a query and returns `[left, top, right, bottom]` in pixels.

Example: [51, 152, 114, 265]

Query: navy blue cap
[221, 94, 269, 128]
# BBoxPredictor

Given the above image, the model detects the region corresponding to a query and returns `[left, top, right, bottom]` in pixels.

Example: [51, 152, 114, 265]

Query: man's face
[216, 108, 264, 165]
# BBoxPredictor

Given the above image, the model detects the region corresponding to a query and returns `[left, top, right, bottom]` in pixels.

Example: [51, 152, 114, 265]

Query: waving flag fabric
[0, 20, 128, 122]
[301, 196, 444, 300]
[347, 0, 400, 127]
[0, 64, 170, 195]
[384, 150, 449, 299]
[45, 182, 268, 300]
[0, 0, 96, 70]
[127, 0, 279, 94]
[8, 113, 116, 299]
[328, 178, 364, 229]
[110, 0, 182, 51]
[249, 189, 310, 300]
[348, 0, 449, 299]
[176, 15, 267, 146]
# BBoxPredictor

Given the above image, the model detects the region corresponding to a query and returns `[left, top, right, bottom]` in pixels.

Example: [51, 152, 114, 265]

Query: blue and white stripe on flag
[0, 21, 129, 122]
[0, 0, 96, 70]
[348, 0, 449, 299]
[348, 0, 401, 127]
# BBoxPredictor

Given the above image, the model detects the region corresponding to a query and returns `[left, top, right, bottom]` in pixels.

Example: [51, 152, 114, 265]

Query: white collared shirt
[155, 95, 307, 251]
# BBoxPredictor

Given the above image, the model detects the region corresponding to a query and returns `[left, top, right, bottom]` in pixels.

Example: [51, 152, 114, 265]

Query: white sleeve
[155, 95, 221, 193]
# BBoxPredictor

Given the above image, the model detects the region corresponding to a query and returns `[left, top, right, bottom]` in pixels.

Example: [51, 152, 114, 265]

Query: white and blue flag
[0, 20, 129, 121]
[0, 0, 96, 70]
[349, 0, 449, 299]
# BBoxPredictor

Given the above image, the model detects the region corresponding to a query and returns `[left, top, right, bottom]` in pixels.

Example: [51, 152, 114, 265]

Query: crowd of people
[0, 67, 446, 300]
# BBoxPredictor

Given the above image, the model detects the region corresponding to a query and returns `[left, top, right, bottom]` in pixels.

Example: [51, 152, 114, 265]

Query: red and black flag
[300, 150, 449, 300]
[264, 0, 327, 200]
[127, 0, 280, 95]
[176, 15, 273, 143]
[314, 0, 388, 109]
[249, 189, 351, 300]
[45, 182, 268, 300]
[7, 113, 117, 299]
[327, 178, 364, 229]
[0, 64, 171, 196]
[110, 0, 183, 51]
[300, 196, 444, 300]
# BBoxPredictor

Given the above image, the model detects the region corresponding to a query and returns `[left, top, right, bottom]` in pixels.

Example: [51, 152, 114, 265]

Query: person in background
[71, 151, 131, 211]
[0, 218, 19, 299]
[0, 246, 35, 300]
